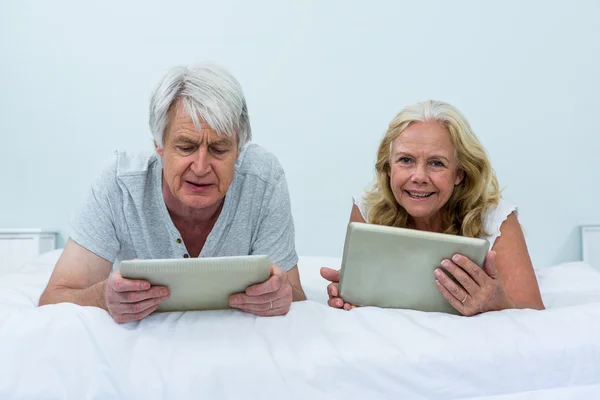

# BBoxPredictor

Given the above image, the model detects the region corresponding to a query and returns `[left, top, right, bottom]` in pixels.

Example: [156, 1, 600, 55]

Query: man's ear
[455, 169, 465, 185]
[155, 141, 164, 157]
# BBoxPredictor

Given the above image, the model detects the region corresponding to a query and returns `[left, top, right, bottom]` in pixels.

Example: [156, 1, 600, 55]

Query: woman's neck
[410, 214, 444, 233]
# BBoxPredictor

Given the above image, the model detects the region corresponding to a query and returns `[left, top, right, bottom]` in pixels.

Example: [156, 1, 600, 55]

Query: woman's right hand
[320, 267, 354, 310]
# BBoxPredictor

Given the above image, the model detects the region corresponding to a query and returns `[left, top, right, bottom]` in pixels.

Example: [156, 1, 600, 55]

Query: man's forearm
[284, 266, 306, 302]
[292, 284, 306, 302]
[38, 281, 107, 310]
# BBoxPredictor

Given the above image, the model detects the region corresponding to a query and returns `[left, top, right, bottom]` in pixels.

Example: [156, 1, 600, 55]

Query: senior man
[39, 63, 305, 322]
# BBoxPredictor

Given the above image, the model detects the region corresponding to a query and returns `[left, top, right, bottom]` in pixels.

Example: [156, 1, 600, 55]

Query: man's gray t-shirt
[70, 143, 298, 271]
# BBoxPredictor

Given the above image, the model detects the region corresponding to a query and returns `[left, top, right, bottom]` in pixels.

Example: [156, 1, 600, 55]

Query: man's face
[156, 102, 239, 210]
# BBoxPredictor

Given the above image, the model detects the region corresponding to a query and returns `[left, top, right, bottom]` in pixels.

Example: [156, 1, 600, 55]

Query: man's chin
[181, 195, 223, 210]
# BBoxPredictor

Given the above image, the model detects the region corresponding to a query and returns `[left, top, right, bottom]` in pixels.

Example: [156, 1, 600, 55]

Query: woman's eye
[398, 157, 411, 163]
[431, 160, 444, 167]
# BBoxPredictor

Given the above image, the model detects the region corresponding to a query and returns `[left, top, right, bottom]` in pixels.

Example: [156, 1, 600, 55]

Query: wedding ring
[269, 301, 273, 309]
[461, 294, 468, 304]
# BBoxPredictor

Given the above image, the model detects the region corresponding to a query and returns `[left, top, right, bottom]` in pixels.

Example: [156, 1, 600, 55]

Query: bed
[1, 250, 600, 399]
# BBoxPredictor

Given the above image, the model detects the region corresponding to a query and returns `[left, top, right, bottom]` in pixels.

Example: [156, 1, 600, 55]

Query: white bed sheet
[1, 250, 600, 399]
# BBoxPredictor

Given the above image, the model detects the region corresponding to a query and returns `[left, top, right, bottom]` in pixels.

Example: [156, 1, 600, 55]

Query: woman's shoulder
[352, 192, 370, 221]
[480, 199, 518, 247]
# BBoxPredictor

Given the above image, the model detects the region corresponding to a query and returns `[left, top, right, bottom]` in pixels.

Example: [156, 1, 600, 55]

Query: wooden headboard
[582, 225, 600, 270]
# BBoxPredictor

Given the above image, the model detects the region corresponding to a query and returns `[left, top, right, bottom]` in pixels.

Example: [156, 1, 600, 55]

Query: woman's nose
[411, 163, 429, 184]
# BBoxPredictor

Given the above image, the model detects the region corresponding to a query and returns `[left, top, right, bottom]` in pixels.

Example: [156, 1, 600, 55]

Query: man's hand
[105, 269, 170, 324]
[229, 264, 293, 316]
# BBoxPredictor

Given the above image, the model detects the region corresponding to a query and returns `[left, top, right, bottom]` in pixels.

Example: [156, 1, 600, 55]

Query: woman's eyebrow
[428, 154, 450, 163]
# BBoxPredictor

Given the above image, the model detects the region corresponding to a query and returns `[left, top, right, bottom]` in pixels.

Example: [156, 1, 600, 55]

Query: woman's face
[388, 122, 464, 224]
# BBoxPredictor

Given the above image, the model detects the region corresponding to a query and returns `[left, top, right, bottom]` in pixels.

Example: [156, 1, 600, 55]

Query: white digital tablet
[120, 255, 271, 312]
[338, 222, 490, 314]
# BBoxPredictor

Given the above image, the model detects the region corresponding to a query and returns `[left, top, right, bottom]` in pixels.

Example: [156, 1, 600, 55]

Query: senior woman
[321, 100, 544, 316]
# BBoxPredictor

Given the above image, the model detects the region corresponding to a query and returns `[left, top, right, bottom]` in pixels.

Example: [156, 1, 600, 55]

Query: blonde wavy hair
[364, 100, 501, 238]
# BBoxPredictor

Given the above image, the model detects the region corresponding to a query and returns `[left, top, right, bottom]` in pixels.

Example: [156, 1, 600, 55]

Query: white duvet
[1, 250, 600, 399]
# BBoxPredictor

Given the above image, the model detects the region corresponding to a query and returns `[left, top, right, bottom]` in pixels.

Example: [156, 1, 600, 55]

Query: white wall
[1, 0, 599, 268]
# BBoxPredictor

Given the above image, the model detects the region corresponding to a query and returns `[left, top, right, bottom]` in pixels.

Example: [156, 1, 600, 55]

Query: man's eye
[211, 148, 227, 155]
[178, 146, 194, 152]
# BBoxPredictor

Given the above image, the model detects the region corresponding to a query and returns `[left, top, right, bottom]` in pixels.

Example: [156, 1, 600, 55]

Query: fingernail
[142, 283, 150, 290]
[441, 260, 450, 268]
[161, 290, 169, 296]
[452, 254, 461, 263]
[434, 268, 442, 277]
[435, 279, 440, 286]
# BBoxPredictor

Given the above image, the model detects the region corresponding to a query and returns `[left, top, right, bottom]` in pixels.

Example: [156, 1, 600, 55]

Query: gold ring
[461, 294, 468, 304]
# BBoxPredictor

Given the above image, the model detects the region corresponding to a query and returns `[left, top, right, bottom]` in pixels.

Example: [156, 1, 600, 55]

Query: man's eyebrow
[209, 137, 234, 146]
[173, 135, 234, 147]
[174, 136, 200, 145]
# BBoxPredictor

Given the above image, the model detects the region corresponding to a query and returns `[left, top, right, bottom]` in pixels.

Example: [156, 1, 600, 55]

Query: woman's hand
[434, 251, 515, 316]
[320, 267, 355, 310]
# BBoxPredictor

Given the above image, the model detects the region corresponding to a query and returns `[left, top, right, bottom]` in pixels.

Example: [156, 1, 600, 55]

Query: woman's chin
[402, 204, 438, 219]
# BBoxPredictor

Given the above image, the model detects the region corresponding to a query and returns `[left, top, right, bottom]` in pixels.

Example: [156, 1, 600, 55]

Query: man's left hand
[229, 264, 293, 316]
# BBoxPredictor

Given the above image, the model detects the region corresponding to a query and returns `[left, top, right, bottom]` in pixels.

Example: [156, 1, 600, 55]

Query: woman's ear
[455, 169, 465, 185]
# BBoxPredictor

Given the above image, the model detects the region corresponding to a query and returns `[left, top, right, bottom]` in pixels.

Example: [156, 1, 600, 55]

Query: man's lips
[185, 181, 215, 191]
[186, 181, 212, 187]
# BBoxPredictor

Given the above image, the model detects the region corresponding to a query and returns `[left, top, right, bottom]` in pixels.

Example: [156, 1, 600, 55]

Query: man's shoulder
[113, 149, 159, 177]
[91, 149, 159, 194]
[235, 143, 285, 185]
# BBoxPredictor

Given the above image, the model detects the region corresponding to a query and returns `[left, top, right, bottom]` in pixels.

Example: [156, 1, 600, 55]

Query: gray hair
[149, 63, 251, 151]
